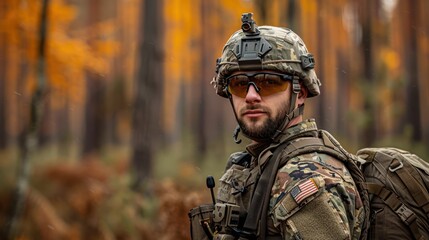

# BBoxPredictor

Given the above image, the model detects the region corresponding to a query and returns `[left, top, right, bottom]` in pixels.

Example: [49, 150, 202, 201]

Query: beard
[238, 103, 289, 141]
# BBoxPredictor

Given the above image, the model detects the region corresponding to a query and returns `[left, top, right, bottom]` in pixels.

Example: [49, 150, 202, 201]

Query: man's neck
[286, 115, 303, 128]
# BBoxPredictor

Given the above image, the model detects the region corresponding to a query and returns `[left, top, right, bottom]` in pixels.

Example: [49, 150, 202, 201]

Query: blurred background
[0, 0, 428, 239]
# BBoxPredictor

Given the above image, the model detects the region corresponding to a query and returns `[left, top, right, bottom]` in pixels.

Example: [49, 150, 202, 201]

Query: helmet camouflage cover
[212, 13, 321, 98]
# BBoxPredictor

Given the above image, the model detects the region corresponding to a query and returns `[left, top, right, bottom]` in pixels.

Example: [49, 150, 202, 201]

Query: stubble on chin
[238, 112, 274, 139]
[237, 103, 289, 140]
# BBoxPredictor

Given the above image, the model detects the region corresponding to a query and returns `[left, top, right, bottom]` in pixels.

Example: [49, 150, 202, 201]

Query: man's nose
[245, 84, 261, 102]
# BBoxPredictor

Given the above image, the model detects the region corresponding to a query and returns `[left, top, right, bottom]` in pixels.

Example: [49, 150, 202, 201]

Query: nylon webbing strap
[239, 142, 287, 240]
[366, 182, 423, 240]
[239, 137, 335, 239]
[389, 157, 429, 213]
[239, 131, 369, 239]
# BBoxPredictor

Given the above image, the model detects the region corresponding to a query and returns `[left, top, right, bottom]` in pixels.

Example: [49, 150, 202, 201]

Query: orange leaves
[94, 40, 120, 57]
[45, 7, 119, 105]
[164, 0, 200, 84]
[48, 0, 77, 29]
[379, 47, 400, 73]
[2, 0, 120, 108]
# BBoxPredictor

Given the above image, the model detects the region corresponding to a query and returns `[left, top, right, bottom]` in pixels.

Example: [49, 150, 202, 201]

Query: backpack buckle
[389, 158, 403, 172]
[395, 204, 416, 225]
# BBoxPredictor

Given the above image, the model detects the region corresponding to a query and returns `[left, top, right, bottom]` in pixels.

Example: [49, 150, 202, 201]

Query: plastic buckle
[395, 204, 416, 224]
[292, 78, 301, 94]
[389, 158, 404, 172]
[300, 53, 315, 70]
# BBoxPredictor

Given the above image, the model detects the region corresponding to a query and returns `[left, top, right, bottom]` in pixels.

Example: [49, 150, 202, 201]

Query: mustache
[239, 105, 270, 115]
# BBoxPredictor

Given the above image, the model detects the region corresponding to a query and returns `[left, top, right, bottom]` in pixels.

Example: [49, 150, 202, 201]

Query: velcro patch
[290, 179, 318, 204]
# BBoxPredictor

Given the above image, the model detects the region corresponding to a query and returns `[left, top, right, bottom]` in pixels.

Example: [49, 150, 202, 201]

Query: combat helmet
[212, 13, 321, 143]
[212, 13, 320, 98]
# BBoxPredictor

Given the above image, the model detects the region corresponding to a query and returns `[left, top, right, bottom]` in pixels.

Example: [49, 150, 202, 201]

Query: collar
[245, 119, 318, 158]
[276, 118, 318, 143]
[246, 141, 270, 158]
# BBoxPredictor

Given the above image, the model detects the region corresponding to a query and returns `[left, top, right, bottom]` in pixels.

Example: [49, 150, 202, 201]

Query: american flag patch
[290, 179, 318, 204]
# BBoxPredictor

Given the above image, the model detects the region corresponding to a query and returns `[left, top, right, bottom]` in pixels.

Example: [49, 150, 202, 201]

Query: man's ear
[297, 83, 308, 105]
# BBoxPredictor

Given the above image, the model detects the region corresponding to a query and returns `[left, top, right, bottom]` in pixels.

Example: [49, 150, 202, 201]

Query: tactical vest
[190, 129, 368, 239]
[189, 129, 429, 239]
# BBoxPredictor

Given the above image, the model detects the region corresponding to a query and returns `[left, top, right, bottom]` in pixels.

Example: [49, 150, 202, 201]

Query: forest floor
[0, 145, 217, 240]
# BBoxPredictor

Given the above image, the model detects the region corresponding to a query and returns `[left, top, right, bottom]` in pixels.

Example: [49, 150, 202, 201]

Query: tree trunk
[0, 1, 7, 149]
[37, 98, 51, 146]
[82, 71, 105, 157]
[0, 45, 6, 149]
[404, 0, 421, 141]
[255, 0, 268, 22]
[131, 0, 164, 192]
[358, 0, 377, 146]
[81, 0, 105, 158]
[419, 0, 429, 147]
[316, 0, 326, 129]
[197, 0, 210, 156]
[286, 0, 298, 29]
[336, 51, 350, 137]
[2, 0, 49, 238]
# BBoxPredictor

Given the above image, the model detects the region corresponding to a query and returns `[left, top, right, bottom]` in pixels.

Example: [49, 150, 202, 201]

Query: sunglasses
[226, 72, 293, 98]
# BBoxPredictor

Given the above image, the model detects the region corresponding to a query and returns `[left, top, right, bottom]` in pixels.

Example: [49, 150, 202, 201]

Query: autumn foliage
[0, 158, 210, 240]
[1, 0, 429, 239]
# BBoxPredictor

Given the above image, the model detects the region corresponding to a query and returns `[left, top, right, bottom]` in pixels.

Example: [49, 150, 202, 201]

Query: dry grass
[0, 157, 212, 240]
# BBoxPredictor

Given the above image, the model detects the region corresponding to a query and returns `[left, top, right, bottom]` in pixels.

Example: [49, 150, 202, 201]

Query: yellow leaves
[2, 0, 120, 108]
[220, 0, 254, 16]
[380, 47, 400, 72]
[164, 0, 200, 83]
[48, 0, 77, 29]
[162, 0, 257, 134]
[164, 0, 256, 85]
[301, 0, 318, 16]
[14, 1, 41, 33]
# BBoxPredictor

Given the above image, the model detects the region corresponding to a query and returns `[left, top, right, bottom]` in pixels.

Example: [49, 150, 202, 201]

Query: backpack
[275, 130, 429, 239]
[189, 129, 429, 239]
[356, 148, 429, 239]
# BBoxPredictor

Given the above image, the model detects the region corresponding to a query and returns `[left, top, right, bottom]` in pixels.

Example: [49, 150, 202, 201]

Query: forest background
[0, 0, 428, 239]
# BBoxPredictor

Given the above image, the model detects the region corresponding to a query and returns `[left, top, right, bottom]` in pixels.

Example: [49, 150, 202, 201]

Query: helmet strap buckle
[292, 77, 301, 94]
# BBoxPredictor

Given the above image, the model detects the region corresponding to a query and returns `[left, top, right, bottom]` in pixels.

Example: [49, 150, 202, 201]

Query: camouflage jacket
[217, 119, 365, 239]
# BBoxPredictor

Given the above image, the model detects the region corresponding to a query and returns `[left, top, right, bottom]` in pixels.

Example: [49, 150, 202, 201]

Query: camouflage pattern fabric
[269, 154, 365, 239]
[212, 26, 321, 98]
[216, 119, 366, 239]
[269, 120, 365, 239]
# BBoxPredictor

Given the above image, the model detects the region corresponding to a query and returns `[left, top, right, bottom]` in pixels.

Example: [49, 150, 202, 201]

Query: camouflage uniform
[210, 13, 366, 240]
[217, 119, 366, 239]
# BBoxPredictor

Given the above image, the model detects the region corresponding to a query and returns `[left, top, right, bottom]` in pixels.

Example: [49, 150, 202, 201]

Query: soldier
[189, 13, 368, 240]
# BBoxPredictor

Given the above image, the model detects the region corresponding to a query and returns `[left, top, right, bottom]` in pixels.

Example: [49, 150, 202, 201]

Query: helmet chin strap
[270, 77, 303, 142]
[229, 77, 305, 144]
[233, 124, 242, 144]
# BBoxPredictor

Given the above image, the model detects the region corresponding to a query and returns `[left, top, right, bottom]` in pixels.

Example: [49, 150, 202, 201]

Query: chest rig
[213, 142, 287, 240]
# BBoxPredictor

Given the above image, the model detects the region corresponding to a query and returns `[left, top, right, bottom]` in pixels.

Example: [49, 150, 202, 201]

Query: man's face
[229, 71, 292, 140]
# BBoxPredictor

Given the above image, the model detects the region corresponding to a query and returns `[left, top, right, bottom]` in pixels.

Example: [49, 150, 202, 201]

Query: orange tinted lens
[227, 73, 290, 97]
[228, 75, 250, 98]
[254, 74, 289, 96]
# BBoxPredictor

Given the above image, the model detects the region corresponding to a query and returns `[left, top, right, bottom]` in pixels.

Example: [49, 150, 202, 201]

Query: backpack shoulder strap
[358, 148, 429, 240]
[240, 130, 370, 239]
[386, 153, 429, 214]
[366, 182, 425, 239]
[283, 130, 370, 239]
[239, 141, 288, 239]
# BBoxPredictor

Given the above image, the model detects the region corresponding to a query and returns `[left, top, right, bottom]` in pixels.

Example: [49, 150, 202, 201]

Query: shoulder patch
[290, 178, 318, 204]
[271, 177, 324, 226]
